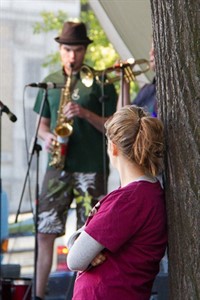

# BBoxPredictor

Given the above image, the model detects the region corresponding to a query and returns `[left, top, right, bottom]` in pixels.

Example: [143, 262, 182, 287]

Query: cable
[22, 86, 34, 214]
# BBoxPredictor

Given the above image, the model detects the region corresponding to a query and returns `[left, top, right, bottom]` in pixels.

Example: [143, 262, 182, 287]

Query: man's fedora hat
[55, 21, 93, 45]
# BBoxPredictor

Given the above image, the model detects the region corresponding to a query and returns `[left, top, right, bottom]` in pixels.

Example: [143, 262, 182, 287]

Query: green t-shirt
[33, 69, 117, 173]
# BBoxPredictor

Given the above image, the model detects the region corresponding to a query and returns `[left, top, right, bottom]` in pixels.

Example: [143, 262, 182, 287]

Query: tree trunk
[150, 1, 200, 299]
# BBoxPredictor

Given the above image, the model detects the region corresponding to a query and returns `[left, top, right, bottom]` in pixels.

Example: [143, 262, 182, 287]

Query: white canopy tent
[88, 0, 153, 82]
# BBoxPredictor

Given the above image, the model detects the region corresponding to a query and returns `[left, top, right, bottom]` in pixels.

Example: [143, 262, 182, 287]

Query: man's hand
[63, 102, 107, 132]
[63, 102, 85, 119]
[37, 116, 57, 152]
[44, 132, 57, 152]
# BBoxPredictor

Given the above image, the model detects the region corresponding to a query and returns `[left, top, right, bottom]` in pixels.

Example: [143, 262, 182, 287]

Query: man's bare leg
[36, 233, 57, 299]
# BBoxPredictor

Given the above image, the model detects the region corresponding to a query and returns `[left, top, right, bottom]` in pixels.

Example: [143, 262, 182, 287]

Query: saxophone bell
[55, 123, 73, 143]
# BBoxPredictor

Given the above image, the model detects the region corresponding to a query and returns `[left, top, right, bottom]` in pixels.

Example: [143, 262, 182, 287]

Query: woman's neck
[117, 157, 146, 187]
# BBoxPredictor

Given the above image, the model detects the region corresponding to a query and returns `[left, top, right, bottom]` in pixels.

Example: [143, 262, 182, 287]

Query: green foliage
[80, 9, 119, 69]
[33, 10, 68, 33]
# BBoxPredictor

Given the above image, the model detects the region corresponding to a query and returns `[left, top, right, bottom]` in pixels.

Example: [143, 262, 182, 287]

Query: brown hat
[55, 21, 93, 45]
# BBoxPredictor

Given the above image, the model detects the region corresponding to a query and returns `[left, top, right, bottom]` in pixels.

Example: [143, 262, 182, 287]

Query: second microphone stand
[15, 87, 48, 299]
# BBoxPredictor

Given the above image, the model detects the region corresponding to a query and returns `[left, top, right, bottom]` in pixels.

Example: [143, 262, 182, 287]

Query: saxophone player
[33, 21, 117, 300]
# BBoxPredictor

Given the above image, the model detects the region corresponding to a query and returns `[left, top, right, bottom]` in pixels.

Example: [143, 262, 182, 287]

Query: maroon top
[73, 180, 167, 300]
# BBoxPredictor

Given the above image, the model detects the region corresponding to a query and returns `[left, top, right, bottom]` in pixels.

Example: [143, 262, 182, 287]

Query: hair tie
[138, 108, 144, 119]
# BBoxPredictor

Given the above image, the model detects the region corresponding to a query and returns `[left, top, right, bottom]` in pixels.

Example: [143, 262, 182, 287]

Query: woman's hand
[91, 252, 107, 267]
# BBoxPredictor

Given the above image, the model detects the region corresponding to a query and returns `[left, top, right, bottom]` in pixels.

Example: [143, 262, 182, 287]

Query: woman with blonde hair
[67, 105, 167, 300]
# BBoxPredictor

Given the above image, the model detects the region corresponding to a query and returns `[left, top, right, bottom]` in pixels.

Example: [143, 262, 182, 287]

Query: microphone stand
[120, 65, 125, 107]
[0, 105, 16, 295]
[99, 65, 126, 194]
[15, 87, 48, 299]
[99, 71, 109, 195]
[65, 73, 110, 300]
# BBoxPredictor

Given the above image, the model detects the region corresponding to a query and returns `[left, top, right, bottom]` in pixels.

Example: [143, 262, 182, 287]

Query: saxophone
[49, 65, 74, 169]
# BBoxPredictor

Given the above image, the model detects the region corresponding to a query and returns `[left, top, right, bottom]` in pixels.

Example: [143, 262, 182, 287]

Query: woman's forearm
[67, 231, 104, 271]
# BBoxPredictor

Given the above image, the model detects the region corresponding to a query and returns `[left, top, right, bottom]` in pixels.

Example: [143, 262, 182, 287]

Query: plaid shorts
[37, 169, 107, 235]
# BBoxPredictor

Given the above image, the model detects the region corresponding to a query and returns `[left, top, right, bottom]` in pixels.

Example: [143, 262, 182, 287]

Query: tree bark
[150, 1, 200, 299]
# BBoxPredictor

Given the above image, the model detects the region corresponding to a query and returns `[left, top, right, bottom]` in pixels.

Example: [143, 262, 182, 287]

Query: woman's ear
[111, 142, 118, 156]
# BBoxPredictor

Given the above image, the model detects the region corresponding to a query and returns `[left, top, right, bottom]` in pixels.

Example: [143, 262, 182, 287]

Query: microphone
[0, 101, 17, 122]
[27, 82, 65, 89]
